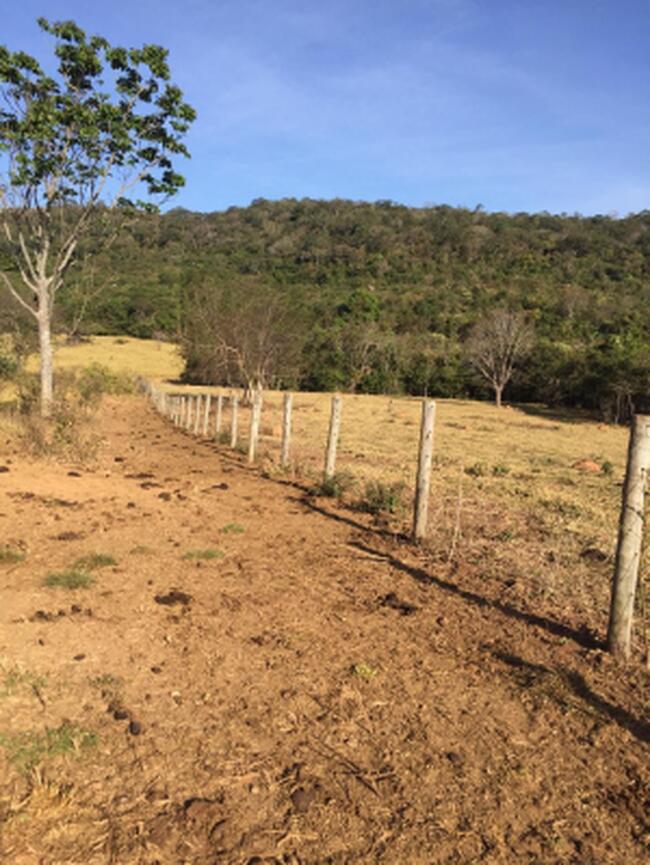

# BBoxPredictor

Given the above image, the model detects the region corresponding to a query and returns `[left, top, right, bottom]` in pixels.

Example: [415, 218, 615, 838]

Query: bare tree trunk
[494, 384, 503, 408]
[37, 305, 54, 418]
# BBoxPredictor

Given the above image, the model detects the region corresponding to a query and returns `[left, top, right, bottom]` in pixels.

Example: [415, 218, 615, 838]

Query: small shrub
[220, 522, 245, 534]
[601, 460, 614, 477]
[73, 553, 116, 570]
[16, 371, 101, 462]
[0, 547, 25, 564]
[0, 723, 97, 772]
[0, 332, 29, 385]
[43, 569, 94, 589]
[311, 470, 356, 499]
[76, 363, 134, 404]
[359, 480, 405, 515]
[492, 463, 511, 477]
[181, 548, 223, 560]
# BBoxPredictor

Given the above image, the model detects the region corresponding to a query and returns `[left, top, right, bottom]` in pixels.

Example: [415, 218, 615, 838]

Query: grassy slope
[27, 335, 184, 379]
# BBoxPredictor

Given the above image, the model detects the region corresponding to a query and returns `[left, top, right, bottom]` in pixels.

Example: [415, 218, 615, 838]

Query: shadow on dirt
[326, 522, 603, 652]
[493, 651, 650, 744]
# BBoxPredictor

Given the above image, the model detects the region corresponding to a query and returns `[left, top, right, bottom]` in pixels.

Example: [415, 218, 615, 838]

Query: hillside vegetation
[4, 199, 650, 416]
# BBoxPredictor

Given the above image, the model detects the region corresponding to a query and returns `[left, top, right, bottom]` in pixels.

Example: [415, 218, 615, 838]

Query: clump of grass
[350, 663, 378, 680]
[1, 664, 47, 698]
[88, 673, 123, 692]
[492, 463, 511, 477]
[540, 497, 582, 519]
[358, 480, 405, 515]
[0, 547, 25, 564]
[465, 461, 488, 478]
[311, 470, 356, 499]
[130, 544, 154, 555]
[0, 723, 97, 772]
[43, 569, 94, 589]
[73, 553, 116, 570]
[601, 460, 614, 476]
[220, 522, 245, 534]
[181, 548, 223, 561]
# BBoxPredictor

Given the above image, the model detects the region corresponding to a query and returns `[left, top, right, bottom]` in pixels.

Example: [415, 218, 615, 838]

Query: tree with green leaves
[0, 18, 195, 414]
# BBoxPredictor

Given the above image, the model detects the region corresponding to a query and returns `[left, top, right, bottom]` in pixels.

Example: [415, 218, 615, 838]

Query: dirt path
[0, 396, 648, 864]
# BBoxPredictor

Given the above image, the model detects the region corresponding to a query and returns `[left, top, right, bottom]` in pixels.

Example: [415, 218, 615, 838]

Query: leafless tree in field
[182, 277, 305, 401]
[466, 309, 533, 407]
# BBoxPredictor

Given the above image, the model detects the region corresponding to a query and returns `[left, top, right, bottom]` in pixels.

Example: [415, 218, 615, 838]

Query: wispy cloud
[5, 0, 650, 213]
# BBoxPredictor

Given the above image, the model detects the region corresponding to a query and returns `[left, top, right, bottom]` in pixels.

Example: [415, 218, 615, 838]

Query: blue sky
[3, 0, 649, 215]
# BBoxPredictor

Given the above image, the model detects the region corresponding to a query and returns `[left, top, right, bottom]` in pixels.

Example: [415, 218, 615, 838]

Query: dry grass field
[0, 335, 648, 864]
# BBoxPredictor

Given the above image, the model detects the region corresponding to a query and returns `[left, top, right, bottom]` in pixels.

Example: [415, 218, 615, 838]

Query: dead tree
[466, 309, 533, 407]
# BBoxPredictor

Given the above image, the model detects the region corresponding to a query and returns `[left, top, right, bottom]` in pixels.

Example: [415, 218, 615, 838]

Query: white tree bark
[37, 303, 54, 417]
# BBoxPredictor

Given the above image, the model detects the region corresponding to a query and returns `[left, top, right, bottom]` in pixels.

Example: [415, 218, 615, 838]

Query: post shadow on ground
[292, 494, 406, 541]
[349, 537, 602, 651]
[295, 496, 602, 653]
[492, 651, 650, 744]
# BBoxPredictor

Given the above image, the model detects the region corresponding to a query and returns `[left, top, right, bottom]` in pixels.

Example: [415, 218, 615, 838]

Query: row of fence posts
[140, 380, 439, 543]
[138, 377, 650, 663]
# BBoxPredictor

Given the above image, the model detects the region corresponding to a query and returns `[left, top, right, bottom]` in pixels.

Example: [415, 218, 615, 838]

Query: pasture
[51, 334, 631, 638]
[0, 335, 646, 864]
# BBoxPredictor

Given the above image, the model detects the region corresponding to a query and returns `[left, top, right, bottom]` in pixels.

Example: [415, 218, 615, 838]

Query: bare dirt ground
[0, 396, 648, 864]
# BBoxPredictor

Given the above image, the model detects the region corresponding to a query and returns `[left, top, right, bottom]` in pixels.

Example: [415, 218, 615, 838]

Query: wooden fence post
[202, 393, 212, 436]
[185, 395, 194, 431]
[247, 391, 262, 463]
[281, 393, 293, 469]
[193, 395, 203, 435]
[230, 395, 239, 448]
[324, 395, 342, 479]
[181, 396, 188, 428]
[214, 395, 223, 439]
[607, 414, 650, 660]
[413, 399, 436, 542]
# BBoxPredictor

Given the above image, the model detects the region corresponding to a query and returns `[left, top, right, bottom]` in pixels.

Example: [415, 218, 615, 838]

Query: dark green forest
[4, 198, 650, 417]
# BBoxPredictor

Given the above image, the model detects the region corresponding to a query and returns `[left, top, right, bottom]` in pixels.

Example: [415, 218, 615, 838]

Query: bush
[13, 364, 133, 462]
[76, 363, 134, 403]
[16, 370, 100, 461]
[0, 334, 21, 383]
[358, 480, 406, 515]
[311, 470, 356, 499]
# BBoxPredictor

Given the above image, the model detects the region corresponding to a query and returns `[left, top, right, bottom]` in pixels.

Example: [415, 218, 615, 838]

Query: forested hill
[55, 198, 650, 415]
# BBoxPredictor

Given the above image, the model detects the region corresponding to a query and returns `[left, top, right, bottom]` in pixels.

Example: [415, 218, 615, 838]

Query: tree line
[4, 195, 650, 417]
